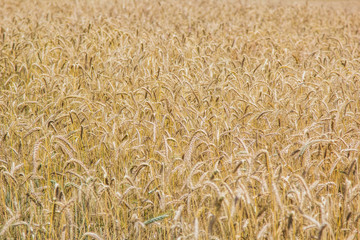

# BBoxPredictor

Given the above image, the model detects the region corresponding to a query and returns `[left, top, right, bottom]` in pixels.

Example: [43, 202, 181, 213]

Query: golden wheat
[1, 0, 360, 239]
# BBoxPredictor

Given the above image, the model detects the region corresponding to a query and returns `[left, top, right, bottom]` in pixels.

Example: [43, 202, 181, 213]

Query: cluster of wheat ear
[1, 0, 360, 239]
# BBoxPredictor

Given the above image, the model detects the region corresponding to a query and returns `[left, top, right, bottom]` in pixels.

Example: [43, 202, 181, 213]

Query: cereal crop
[1, 0, 360, 239]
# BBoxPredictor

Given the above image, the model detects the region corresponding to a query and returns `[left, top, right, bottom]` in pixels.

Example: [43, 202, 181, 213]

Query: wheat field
[1, 0, 360, 239]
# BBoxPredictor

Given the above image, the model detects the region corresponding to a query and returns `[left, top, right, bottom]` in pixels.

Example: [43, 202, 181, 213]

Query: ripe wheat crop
[1, 0, 360, 239]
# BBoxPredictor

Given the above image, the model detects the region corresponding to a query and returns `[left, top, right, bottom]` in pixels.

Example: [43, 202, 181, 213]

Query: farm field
[1, 0, 360, 239]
